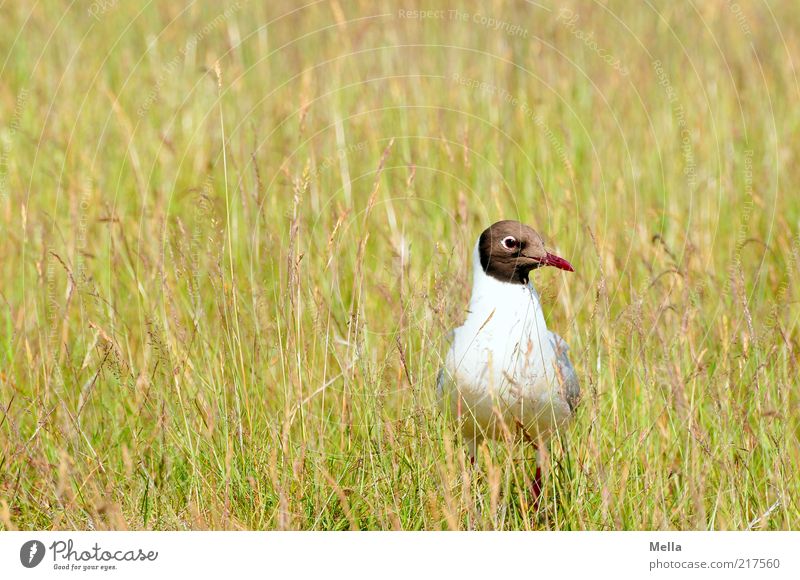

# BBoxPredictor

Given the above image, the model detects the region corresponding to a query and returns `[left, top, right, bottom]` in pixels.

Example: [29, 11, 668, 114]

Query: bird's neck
[466, 245, 549, 332]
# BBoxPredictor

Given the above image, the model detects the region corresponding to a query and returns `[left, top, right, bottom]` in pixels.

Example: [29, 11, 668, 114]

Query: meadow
[1, 0, 799, 530]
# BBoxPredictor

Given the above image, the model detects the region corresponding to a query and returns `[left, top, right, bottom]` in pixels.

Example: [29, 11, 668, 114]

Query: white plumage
[438, 238, 579, 456]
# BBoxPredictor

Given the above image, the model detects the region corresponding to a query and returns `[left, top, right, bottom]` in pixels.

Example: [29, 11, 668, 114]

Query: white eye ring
[501, 236, 518, 250]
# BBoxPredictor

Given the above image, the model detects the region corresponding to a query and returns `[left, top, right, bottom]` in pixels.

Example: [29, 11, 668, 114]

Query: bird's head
[478, 220, 574, 284]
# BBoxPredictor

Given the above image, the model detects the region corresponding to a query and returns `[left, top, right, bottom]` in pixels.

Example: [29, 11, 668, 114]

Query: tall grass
[1, 0, 798, 530]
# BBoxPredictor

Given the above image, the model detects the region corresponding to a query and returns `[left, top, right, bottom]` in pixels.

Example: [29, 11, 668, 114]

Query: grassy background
[1, 0, 799, 530]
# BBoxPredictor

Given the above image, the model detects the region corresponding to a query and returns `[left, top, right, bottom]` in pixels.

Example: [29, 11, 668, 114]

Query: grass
[1, 0, 799, 530]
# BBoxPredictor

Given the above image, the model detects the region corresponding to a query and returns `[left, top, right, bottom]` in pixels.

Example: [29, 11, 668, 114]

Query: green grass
[1, 0, 799, 530]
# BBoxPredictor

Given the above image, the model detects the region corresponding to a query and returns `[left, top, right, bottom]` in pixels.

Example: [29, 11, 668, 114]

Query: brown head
[478, 220, 574, 285]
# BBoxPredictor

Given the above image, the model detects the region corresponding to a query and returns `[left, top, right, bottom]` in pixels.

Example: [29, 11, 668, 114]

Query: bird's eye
[501, 236, 518, 250]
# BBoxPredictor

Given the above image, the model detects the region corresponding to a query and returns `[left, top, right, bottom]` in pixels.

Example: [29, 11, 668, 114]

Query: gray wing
[551, 333, 580, 412]
[436, 367, 445, 398]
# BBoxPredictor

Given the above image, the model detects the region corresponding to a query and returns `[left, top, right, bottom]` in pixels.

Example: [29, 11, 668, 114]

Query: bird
[437, 220, 579, 489]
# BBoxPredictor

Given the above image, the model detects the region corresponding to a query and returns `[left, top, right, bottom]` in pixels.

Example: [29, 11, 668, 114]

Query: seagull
[437, 220, 580, 482]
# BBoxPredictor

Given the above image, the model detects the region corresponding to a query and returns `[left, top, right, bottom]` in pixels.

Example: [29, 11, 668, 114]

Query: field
[1, 0, 799, 530]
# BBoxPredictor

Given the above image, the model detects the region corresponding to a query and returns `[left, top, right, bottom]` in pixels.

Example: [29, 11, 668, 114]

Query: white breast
[439, 245, 575, 445]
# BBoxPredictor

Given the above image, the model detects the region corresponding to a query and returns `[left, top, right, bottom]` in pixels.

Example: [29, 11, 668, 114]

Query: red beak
[542, 252, 574, 272]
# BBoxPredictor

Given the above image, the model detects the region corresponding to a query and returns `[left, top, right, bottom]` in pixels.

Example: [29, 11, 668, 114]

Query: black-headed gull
[438, 220, 580, 462]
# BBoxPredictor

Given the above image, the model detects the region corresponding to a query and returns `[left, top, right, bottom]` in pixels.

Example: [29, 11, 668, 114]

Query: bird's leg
[531, 462, 543, 508]
[523, 436, 543, 510]
[466, 437, 478, 464]
[464, 428, 483, 465]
